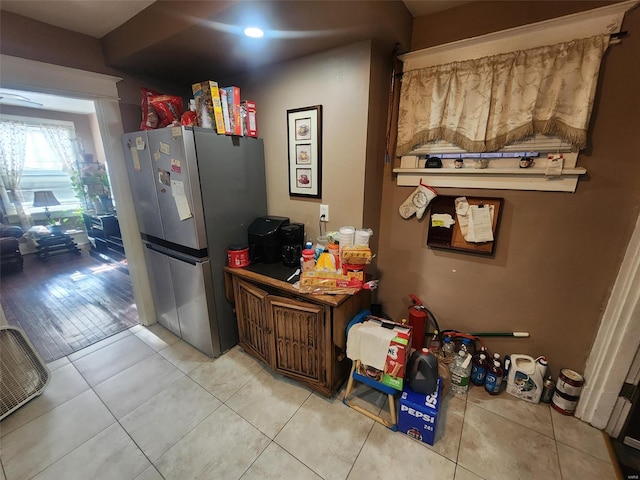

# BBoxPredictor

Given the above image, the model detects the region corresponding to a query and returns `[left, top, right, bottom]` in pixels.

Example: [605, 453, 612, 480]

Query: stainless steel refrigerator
[122, 126, 267, 357]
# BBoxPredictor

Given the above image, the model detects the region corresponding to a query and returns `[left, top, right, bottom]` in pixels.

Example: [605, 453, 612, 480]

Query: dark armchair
[0, 220, 24, 273]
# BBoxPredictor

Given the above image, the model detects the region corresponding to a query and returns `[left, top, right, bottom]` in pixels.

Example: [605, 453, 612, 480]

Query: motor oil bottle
[485, 360, 503, 395]
[471, 351, 490, 386]
[408, 347, 439, 395]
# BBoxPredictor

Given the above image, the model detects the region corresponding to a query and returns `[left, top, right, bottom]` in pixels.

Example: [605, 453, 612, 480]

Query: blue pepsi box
[397, 378, 442, 446]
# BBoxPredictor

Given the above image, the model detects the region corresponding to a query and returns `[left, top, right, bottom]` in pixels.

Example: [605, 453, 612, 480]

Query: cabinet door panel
[235, 279, 271, 365]
[267, 296, 326, 385]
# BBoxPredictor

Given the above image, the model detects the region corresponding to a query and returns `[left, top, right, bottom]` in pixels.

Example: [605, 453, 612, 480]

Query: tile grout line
[7, 336, 179, 479]
[76, 345, 214, 480]
[269, 391, 335, 478]
[0, 360, 88, 439]
[91, 375, 166, 480]
[453, 394, 470, 466]
[455, 395, 475, 477]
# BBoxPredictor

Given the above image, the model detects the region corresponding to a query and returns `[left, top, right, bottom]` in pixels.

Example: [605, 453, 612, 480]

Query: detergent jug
[505, 354, 548, 403]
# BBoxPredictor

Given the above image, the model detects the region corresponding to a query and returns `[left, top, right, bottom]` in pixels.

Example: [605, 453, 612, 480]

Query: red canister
[407, 294, 428, 351]
[551, 369, 584, 416]
[227, 244, 249, 268]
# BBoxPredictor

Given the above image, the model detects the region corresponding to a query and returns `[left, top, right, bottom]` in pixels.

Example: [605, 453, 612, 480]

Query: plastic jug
[505, 354, 548, 403]
[408, 348, 439, 395]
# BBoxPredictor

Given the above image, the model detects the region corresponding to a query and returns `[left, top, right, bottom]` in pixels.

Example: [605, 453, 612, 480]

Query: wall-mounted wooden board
[427, 195, 503, 256]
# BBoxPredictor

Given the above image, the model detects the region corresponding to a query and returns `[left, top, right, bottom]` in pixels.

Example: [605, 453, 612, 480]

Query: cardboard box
[340, 246, 372, 265]
[191, 81, 226, 134]
[342, 263, 365, 282]
[299, 271, 362, 295]
[221, 86, 242, 135]
[398, 379, 443, 446]
[219, 88, 232, 135]
[242, 100, 258, 138]
[354, 317, 412, 390]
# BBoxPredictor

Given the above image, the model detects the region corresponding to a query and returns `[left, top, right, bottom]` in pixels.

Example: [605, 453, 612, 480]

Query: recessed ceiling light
[244, 27, 264, 38]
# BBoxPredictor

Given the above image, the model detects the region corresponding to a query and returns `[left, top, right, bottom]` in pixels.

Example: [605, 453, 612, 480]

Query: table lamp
[33, 190, 60, 220]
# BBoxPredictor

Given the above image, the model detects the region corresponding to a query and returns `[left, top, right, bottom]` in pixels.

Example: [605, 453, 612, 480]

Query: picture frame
[287, 105, 322, 198]
[427, 195, 504, 256]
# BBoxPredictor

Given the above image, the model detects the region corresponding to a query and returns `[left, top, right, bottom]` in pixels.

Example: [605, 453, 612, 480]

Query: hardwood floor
[0, 246, 138, 363]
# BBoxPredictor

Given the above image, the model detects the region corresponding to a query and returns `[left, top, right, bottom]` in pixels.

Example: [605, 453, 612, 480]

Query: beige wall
[377, 2, 640, 377]
[234, 41, 374, 243]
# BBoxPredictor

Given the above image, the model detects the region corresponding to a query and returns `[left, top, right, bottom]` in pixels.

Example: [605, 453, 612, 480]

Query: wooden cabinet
[225, 266, 370, 397]
[235, 279, 272, 365]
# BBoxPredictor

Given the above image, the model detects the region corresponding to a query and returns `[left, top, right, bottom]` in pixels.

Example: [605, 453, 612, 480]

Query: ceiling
[0, 1, 469, 38]
[0, 88, 95, 113]
[0, 1, 156, 38]
[0, 1, 469, 110]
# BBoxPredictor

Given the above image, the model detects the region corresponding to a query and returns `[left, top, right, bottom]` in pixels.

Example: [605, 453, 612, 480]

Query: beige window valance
[396, 34, 610, 156]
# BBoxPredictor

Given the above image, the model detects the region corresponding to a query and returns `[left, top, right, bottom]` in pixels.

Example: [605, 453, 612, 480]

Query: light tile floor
[0, 324, 619, 480]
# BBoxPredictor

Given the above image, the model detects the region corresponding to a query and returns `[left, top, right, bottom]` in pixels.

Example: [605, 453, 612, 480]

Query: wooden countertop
[224, 264, 356, 308]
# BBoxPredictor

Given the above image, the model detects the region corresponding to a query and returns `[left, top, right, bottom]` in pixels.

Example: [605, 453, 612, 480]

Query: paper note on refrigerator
[171, 180, 192, 220]
[130, 147, 141, 171]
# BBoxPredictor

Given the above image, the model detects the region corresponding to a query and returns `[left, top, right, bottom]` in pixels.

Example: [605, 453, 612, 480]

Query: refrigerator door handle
[144, 242, 200, 266]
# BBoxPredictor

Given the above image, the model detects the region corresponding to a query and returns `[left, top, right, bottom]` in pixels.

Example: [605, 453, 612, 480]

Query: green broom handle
[469, 332, 529, 337]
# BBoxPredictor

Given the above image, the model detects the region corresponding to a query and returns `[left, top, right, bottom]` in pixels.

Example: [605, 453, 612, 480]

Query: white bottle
[450, 350, 472, 396]
[505, 354, 547, 403]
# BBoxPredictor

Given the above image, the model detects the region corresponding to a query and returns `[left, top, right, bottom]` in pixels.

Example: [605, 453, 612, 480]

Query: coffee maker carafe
[281, 223, 305, 267]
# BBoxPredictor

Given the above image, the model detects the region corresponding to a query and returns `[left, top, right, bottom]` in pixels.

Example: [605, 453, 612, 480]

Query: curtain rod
[610, 30, 628, 39]
[395, 31, 628, 77]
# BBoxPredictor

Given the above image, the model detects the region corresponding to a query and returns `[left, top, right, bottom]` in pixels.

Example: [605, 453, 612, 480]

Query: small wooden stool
[343, 359, 399, 430]
[342, 310, 400, 430]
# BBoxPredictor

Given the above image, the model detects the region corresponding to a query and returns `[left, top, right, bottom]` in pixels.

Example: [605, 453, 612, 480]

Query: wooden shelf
[393, 167, 587, 192]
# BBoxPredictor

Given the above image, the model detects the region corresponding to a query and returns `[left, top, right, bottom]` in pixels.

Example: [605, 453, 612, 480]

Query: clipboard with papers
[427, 195, 503, 256]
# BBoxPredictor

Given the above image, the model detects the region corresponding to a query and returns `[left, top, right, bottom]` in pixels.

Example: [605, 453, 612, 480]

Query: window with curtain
[0, 118, 80, 225]
[21, 125, 79, 212]
[396, 34, 610, 157]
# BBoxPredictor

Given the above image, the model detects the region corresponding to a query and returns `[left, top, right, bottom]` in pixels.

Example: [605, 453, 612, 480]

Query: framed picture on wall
[287, 105, 322, 198]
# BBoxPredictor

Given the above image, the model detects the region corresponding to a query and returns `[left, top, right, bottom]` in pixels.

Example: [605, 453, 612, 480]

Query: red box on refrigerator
[242, 100, 258, 138]
[221, 86, 242, 136]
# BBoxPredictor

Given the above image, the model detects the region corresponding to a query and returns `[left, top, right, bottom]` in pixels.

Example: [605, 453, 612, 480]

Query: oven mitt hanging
[399, 181, 438, 219]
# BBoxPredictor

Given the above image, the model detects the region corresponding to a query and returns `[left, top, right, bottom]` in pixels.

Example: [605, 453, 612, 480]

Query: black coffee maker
[281, 223, 305, 267]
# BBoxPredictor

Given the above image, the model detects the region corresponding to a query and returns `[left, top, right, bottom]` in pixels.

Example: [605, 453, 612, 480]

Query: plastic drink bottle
[442, 336, 455, 358]
[485, 360, 504, 395]
[428, 330, 441, 356]
[460, 337, 472, 355]
[471, 352, 489, 386]
[451, 350, 472, 396]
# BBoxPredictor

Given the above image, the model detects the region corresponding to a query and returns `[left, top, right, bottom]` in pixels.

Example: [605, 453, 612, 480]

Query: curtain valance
[396, 34, 609, 156]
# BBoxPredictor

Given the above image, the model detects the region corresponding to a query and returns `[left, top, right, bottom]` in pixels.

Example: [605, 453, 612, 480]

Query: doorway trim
[576, 212, 640, 428]
[0, 54, 155, 326]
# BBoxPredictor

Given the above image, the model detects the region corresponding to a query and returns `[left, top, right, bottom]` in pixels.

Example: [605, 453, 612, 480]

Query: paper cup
[355, 229, 372, 246]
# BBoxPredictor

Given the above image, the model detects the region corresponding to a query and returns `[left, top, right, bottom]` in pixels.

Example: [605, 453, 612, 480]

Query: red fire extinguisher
[408, 294, 429, 351]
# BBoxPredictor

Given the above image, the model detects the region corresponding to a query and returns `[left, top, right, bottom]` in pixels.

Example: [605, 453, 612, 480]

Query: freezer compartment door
[143, 244, 181, 337]
[146, 127, 207, 250]
[122, 132, 165, 239]
[168, 256, 219, 357]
